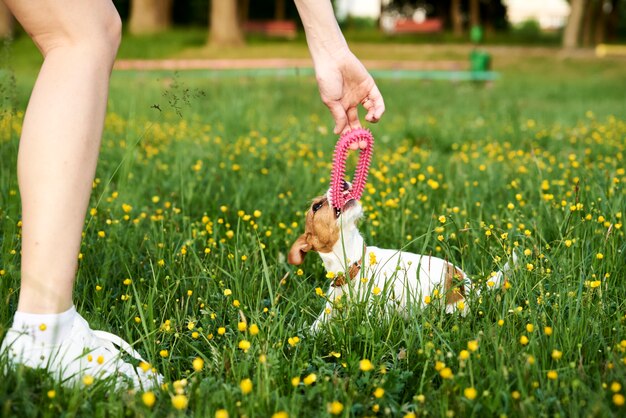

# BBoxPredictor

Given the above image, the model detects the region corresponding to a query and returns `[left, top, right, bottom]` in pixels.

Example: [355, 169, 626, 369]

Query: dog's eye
[312, 201, 324, 213]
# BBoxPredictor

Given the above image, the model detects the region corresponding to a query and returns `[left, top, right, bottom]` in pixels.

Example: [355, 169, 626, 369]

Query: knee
[100, 10, 122, 61]
[37, 7, 122, 65]
[81, 9, 122, 64]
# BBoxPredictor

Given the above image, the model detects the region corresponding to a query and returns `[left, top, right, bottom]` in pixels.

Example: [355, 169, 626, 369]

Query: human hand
[314, 50, 385, 135]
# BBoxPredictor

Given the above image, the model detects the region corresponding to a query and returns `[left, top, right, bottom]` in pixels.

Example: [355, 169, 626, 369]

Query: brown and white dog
[288, 181, 515, 332]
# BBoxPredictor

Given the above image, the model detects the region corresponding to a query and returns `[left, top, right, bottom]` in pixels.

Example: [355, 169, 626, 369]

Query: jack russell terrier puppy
[288, 181, 515, 332]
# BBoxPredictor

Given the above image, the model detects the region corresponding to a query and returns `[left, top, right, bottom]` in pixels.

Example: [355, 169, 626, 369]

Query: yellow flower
[590, 280, 601, 288]
[551, 349, 562, 360]
[142, 391, 156, 408]
[459, 350, 470, 360]
[240, 378, 253, 394]
[544, 326, 553, 336]
[373, 387, 385, 398]
[39, 323, 47, 332]
[192, 357, 204, 371]
[404, 413, 417, 418]
[218, 327, 226, 335]
[303, 373, 317, 385]
[159, 349, 169, 358]
[238, 340, 251, 352]
[359, 359, 374, 372]
[438, 215, 446, 223]
[520, 335, 529, 346]
[215, 409, 229, 418]
[596, 253, 604, 260]
[547, 370, 558, 380]
[327, 401, 344, 415]
[83, 375, 94, 386]
[424, 295, 431, 305]
[171, 394, 188, 410]
[97, 231, 106, 238]
[439, 367, 453, 379]
[611, 381, 622, 392]
[526, 263, 534, 271]
[249, 324, 259, 335]
[223, 289, 232, 296]
[467, 340, 479, 352]
[291, 377, 301, 387]
[47, 389, 56, 399]
[373, 286, 381, 295]
[613, 394, 625, 406]
[527, 355, 535, 365]
[464, 387, 477, 400]
[288, 336, 300, 347]
[238, 322, 247, 332]
[526, 323, 534, 333]
[272, 412, 288, 418]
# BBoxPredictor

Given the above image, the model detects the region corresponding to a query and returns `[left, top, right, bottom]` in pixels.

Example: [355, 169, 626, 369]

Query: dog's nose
[342, 180, 351, 191]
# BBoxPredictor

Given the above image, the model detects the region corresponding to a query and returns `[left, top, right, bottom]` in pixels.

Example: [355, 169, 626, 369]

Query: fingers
[362, 85, 385, 123]
[328, 102, 349, 135]
[344, 106, 361, 134]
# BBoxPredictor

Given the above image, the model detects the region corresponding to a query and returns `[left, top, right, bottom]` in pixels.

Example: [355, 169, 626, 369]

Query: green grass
[1, 38, 626, 417]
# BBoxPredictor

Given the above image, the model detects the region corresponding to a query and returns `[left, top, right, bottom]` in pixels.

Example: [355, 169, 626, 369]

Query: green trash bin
[470, 49, 491, 72]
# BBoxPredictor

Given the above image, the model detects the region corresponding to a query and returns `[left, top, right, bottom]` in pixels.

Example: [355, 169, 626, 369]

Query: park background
[1, 1, 626, 417]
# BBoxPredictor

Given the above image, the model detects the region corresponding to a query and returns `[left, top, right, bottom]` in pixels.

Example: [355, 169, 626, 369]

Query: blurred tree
[450, 0, 463, 35]
[209, 0, 244, 46]
[129, 0, 173, 34]
[0, 2, 13, 38]
[469, 0, 480, 28]
[569, 0, 622, 46]
[389, 1, 507, 34]
[563, 0, 587, 48]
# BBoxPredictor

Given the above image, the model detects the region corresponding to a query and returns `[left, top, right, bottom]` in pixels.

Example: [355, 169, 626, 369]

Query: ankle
[11, 306, 77, 344]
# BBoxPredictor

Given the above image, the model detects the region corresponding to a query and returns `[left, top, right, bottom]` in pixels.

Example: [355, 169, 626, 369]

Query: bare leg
[5, 0, 121, 313]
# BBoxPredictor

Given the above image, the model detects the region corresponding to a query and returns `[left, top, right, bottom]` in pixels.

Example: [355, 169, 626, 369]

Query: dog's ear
[288, 234, 312, 265]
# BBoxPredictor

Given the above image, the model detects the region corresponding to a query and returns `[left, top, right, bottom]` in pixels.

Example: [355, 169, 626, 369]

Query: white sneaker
[1, 313, 163, 389]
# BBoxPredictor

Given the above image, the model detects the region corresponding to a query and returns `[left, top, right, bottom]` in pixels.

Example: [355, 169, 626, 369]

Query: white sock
[11, 306, 77, 345]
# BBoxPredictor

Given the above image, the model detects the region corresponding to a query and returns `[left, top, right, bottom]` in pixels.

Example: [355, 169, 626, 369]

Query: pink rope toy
[329, 128, 374, 210]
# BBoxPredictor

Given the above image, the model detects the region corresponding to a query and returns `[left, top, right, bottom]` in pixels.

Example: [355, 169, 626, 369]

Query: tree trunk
[209, 0, 244, 47]
[129, 0, 173, 35]
[450, 0, 463, 36]
[239, 0, 250, 24]
[469, 0, 480, 28]
[581, 0, 597, 47]
[275, 0, 286, 21]
[0, 3, 13, 39]
[594, 0, 609, 45]
[605, 0, 620, 42]
[563, 0, 587, 49]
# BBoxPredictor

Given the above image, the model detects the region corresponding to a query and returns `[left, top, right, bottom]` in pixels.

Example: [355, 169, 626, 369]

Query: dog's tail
[487, 250, 519, 289]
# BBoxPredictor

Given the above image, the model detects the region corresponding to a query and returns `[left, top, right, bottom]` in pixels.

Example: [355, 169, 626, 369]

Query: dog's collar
[331, 246, 366, 287]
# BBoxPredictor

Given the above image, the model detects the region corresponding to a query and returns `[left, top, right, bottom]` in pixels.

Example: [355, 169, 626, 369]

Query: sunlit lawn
[1, 35, 626, 417]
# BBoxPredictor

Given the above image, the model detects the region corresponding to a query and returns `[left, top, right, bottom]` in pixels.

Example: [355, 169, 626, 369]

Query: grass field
[1, 34, 626, 417]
